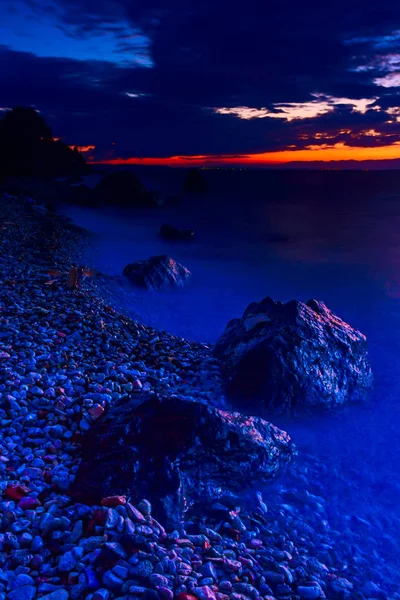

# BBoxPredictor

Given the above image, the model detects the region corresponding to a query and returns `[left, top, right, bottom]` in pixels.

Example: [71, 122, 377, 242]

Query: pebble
[58, 550, 77, 572]
[8, 586, 37, 600]
[0, 194, 395, 600]
[102, 571, 124, 592]
[40, 592, 70, 600]
[297, 586, 322, 599]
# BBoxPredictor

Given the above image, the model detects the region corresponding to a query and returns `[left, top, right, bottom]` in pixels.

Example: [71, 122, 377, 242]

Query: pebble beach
[0, 191, 399, 600]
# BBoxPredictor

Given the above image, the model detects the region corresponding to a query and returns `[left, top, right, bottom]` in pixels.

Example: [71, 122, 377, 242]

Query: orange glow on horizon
[90, 142, 400, 166]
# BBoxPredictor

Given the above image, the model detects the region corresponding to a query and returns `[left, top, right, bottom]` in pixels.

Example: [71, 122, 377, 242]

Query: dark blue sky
[1, 0, 400, 163]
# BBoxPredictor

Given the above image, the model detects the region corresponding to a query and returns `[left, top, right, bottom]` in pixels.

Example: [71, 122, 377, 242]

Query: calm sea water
[63, 168, 400, 586]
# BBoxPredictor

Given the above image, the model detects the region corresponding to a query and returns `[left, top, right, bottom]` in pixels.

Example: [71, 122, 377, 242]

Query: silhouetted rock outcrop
[214, 298, 373, 413]
[0, 107, 89, 179]
[123, 255, 191, 289]
[1, 176, 96, 207]
[183, 168, 207, 193]
[71, 394, 295, 526]
[94, 170, 154, 207]
[159, 224, 195, 241]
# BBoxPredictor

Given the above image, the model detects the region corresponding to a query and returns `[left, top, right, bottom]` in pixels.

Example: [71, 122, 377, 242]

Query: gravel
[0, 192, 398, 600]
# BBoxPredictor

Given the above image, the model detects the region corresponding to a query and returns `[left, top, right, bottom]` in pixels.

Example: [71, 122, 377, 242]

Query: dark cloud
[1, 0, 400, 158]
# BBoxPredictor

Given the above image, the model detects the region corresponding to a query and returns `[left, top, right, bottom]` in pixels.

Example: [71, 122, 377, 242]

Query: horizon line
[88, 142, 400, 167]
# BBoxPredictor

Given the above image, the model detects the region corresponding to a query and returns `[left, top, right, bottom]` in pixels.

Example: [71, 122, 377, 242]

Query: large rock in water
[94, 170, 154, 207]
[183, 168, 207, 193]
[123, 255, 191, 289]
[71, 394, 295, 526]
[214, 297, 373, 413]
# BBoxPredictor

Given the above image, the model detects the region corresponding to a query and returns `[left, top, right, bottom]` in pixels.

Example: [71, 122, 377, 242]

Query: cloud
[374, 73, 400, 88]
[0, 0, 152, 66]
[2, 0, 400, 160]
[214, 95, 377, 122]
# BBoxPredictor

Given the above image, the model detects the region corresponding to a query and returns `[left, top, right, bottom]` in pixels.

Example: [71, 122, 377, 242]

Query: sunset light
[3, 1, 400, 596]
[92, 141, 400, 167]
[214, 95, 377, 122]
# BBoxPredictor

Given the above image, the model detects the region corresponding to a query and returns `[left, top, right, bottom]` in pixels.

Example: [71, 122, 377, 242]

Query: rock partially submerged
[215, 297, 373, 413]
[160, 223, 195, 241]
[183, 168, 207, 193]
[71, 394, 295, 526]
[123, 255, 191, 289]
[94, 170, 154, 207]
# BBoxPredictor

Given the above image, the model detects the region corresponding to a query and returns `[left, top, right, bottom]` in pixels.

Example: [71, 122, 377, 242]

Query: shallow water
[62, 168, 400, 590]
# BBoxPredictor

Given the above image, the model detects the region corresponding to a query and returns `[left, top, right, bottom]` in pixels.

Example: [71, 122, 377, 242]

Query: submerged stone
[123, 255, 191, 290]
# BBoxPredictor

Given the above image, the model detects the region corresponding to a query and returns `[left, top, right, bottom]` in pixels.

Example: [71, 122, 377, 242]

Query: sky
[1, 0, 400, 166]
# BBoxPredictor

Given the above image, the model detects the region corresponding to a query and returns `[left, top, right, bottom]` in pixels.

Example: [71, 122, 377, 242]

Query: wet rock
[138, 499, 152, 515]
[183, 169, 207, 194]
[71, 394, 294, 526]
[126, 504, 147, 524]
[94, 171, 154, 207]
[123, 255, 192, 290]
[214, 297, 373, 413]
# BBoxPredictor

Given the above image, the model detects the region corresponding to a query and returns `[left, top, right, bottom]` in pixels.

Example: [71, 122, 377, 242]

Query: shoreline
[0, 191, 398, 600]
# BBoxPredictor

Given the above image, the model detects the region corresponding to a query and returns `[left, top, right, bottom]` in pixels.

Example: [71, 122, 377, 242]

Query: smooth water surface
[62, 168, 400, 588]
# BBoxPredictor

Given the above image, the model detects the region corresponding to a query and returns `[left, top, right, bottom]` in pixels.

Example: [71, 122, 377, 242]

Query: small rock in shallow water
[123, 255, 192, 290]
[138, 499, 152, 515]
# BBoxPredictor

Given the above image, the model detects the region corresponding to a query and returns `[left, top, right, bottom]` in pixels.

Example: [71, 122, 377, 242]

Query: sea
[62, 167, 400, 589]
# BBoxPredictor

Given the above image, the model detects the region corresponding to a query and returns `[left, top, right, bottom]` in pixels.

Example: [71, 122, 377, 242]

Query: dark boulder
[214, 298, 373, 413]
[159, 224, 195, 241]
[70, 394, 295, 526]
[123, 255, 191, 290]
[94, 170, 154, 207]
[183, 168, 207, 193]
